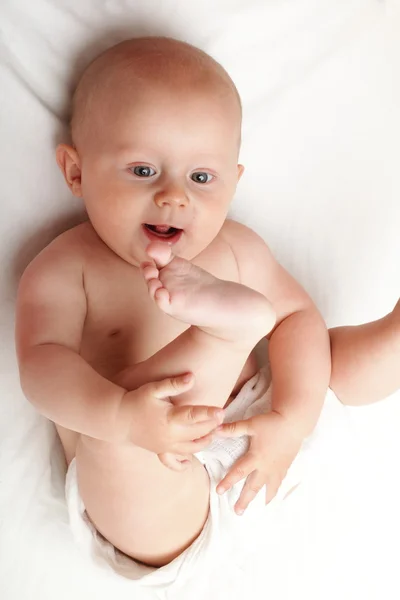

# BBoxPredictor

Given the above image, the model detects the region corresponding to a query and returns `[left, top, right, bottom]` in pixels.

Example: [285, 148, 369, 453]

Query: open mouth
[143, 223, 183, 244]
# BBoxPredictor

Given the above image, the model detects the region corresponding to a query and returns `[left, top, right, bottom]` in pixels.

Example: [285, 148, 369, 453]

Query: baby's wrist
[273, 408, 315, 440]
[113, 388, 140, 445]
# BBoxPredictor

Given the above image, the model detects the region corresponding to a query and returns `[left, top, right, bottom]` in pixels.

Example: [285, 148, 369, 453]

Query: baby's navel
[108, 329, 121, 338]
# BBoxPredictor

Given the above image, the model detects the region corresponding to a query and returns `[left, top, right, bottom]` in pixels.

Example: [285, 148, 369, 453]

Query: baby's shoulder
[220, 219, 277, 289]
[221, 219, 273, 262]
[31, 221, 97, 264]
[221, 218, 265, 244]
[16, 223, 97, 351]
[21, 221, 96, 285]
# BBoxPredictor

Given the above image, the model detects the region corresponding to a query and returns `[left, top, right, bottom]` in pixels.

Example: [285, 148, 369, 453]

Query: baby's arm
[16, 245, 222, 453]
[215, 222, 330, 512]
[229, 222, 331, 436]
[16, 247, 129, 442]
[266, 288, 330, 436]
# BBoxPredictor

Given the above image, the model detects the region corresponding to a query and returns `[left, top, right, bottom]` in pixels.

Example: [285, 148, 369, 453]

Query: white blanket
[1, 1, 400, 599]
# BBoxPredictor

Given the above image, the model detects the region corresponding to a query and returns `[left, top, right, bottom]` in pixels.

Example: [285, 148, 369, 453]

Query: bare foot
[140, 242, 276, 344]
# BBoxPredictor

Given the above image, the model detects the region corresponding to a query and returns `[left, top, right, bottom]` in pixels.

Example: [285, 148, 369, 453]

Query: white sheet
[1, 1, 400, 599]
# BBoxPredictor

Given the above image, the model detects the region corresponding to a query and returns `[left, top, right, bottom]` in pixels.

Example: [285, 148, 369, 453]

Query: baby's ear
[237, 164, 245, 181]
[56, 144, 82, 197]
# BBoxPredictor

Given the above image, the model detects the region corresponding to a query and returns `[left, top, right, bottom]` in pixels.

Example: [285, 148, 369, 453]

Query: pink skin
[56, 88, 244, 269]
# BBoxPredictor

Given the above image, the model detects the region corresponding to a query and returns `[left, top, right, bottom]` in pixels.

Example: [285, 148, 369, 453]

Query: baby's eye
[131, 165, 156, 177]
[191, 172, 213, 184]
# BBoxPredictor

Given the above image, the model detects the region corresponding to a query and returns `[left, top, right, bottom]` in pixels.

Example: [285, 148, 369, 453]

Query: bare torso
[56, 221, 258, 465]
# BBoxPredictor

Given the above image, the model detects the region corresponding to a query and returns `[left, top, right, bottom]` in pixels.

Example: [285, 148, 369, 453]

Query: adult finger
[216, 454, 254, 495]
[214, 418, 253, 438]
[151, 373, 195, 399]
[172, 404, 224, 426]
[234, 470, 266, 515]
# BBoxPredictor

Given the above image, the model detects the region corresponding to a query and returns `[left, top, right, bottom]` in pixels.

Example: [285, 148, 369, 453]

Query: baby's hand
[215, 411, 304, 515]
[119, 372, 224, 456]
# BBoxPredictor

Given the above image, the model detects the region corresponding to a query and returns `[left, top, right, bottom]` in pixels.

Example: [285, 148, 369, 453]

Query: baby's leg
[78, 246, 274, 568]
[329, 300, 400, 405]
[116, 242, 275, 409]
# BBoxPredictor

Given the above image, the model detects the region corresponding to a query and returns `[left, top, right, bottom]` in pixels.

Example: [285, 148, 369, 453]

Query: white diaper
[65, 369, 345, 594]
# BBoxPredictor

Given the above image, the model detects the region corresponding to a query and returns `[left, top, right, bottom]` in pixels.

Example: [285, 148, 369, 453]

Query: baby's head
[57, 37, 244, 265]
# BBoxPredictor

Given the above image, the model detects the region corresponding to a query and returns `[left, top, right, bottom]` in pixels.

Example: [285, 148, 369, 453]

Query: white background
[1, 1, 400, 599]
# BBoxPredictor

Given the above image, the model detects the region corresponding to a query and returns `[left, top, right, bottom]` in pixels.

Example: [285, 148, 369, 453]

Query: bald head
[70, 37, 242, 148]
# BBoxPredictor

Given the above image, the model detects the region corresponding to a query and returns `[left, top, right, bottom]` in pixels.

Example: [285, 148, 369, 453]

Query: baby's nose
[154, 184, 189, 208]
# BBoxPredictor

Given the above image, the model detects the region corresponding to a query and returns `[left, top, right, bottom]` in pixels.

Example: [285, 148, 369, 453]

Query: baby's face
[74, 86, 243, 266]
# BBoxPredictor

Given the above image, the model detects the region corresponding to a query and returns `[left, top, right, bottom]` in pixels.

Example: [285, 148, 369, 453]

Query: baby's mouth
[143, 223, 183, 243]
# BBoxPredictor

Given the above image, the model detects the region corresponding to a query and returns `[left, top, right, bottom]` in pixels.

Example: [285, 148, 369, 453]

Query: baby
[16, 37, 400, 578]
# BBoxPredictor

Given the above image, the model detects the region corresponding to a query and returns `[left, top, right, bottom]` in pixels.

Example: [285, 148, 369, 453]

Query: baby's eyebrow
[113, 146, 156, 161]
[114, 147, 223, 165]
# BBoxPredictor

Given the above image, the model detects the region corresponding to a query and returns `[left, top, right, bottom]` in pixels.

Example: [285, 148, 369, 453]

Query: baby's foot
[141, 242, 276, 344]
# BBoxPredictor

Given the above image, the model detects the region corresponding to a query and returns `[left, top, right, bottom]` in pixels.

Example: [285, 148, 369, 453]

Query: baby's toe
[146, 242, 173, 268]
[148, 278, 163, 299]
[141, 263, 159, 281]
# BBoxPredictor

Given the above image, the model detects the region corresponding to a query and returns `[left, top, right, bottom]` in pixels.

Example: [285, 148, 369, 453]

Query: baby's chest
[80, 276, 188, 380]
[79, 239, 239, 380]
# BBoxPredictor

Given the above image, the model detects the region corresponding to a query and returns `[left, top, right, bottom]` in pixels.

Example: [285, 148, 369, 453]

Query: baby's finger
[188, 418, 222, 440]
[216, 455, 254, 495]
[234, 470, 266, 515]
[214, 418, 253, 438]
[152, 373, 195, 399]
[265, 478, 281, 504]
[172, 404, 224, 426]
[176, 432, 214, 454]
